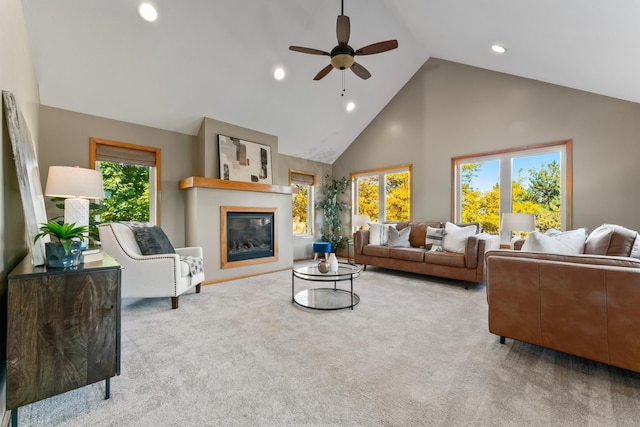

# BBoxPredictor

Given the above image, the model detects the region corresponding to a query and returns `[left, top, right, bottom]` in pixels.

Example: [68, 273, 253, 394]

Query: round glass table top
[292, 262, 361, 282]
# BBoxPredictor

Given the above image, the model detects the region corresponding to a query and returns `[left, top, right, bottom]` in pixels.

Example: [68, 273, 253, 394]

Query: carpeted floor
[16, 262, 640, 426]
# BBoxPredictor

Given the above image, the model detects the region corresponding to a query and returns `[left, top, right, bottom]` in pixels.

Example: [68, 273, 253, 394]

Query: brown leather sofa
[485, 224, 640, 373]
[354, 221, 499, 285]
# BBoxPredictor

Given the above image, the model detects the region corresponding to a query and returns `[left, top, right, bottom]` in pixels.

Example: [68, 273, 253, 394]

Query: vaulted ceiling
[21, 0, 640, 163]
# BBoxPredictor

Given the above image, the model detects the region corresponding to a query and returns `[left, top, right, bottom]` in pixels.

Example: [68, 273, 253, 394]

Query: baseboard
[201, 266, 292, 285]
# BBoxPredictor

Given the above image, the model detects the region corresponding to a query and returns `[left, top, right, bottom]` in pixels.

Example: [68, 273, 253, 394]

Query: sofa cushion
[426, 226, 446, 251]
[584, 226, 615, 255]
[424, 251, 466, 268]
[387, 226, 411, 247]
[363, 245, 390, 257]
[390, 247, 426, 262]
[522, 228, 586, 254]
[368, 223, 396, 245]
[603, 224, 638, 257]
[443, 222, 476, 253]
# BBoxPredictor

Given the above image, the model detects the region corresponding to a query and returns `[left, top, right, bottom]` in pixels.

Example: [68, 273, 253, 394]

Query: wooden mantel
[179, 176, 293, 195]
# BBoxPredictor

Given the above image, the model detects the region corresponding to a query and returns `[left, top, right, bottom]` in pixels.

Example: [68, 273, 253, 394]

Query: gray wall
[0, 0, 41, 418]
[333, 58, 640, 233]
[38, 106, 195, 246]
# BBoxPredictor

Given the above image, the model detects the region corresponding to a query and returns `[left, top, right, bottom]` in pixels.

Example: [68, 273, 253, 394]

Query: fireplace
[221, 206, 278, 268]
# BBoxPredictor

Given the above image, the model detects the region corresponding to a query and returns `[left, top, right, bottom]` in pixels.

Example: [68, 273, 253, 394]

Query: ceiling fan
[289, 0, 398, 81]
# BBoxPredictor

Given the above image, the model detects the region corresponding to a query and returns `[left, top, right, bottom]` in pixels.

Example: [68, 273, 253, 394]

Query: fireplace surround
[221, 206, 278, 268]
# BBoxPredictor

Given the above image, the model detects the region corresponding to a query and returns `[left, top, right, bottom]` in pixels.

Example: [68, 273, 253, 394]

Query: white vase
[328, 253, 339, 272]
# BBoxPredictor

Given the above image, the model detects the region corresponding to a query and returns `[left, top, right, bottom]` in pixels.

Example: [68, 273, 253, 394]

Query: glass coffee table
[292, 262, 361, 310]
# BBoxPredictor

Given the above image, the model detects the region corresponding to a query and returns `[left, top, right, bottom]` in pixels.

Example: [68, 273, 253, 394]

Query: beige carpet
[16, 262, 640, 426]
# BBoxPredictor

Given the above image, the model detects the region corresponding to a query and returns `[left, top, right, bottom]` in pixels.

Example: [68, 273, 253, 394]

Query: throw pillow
[442, 222, 476, 254]
[387, 226, 411, 247]
[521, 228, 586, 255]
[132, 225, 176, 255]
[368, 223, 396, 245]
[425, 226, 446, 252]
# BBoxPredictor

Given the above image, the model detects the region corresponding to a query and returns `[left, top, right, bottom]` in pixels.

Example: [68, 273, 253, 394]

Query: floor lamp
[44, 166, 105, 248]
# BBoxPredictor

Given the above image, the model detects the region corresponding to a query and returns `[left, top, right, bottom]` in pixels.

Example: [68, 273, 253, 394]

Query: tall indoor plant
[317, 175, 350, 253]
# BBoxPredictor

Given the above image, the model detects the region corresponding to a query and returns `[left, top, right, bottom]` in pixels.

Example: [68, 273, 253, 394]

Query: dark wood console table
[7, 254, 121, 426]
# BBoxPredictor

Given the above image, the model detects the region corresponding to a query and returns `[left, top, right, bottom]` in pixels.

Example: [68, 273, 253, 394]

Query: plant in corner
[34, 221, 89, 268]
[317, 175, 350, 253]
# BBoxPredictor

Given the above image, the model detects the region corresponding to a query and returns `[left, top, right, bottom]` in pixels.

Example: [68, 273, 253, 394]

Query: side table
[7, 254, 122, 426]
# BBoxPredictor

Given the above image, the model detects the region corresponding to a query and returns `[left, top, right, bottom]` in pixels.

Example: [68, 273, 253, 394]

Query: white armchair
[98, 222, 204, 309]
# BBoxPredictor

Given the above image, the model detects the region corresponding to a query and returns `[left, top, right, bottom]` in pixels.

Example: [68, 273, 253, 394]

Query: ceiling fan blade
[337, 15, 350, 45]
[355, 40, 398, 56]
[289, 46, 330, 56]
[313, 64, 334, 81]
[351, 62, 371, 80]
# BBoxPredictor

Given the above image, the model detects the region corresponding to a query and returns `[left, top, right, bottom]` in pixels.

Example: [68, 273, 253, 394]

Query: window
[90, 138, 161, 224]
[290, 170, 315, 236]
[452, 140, 572, 234]
[352, 165, 411, 223]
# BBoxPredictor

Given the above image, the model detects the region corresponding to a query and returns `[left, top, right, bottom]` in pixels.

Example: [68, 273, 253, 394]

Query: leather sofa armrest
[354, 230, 369, 254]
[464, 233, 500, 268]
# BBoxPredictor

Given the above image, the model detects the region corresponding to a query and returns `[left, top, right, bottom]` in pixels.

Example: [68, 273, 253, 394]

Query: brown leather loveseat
[485, 224, 640, 373]
[354, 221, 499, 285]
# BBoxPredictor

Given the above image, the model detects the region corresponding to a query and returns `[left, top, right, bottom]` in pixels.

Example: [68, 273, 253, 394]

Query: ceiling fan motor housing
[330, 45, 355, 69]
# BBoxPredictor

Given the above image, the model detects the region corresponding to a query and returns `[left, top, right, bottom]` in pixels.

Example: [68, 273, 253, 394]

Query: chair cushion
[131, 225, 176, 255]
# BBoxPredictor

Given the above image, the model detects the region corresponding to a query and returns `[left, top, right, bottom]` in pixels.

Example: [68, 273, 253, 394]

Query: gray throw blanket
[181, 255, 203, 276]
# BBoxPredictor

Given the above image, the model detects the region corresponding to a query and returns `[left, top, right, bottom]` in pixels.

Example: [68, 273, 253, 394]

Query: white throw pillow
[387, 226, 411, 247]
[426, 226, 446, 252]
[368, 223, 396, 245]
[442, 222, 476, 254]
[521, 228, 587, 254]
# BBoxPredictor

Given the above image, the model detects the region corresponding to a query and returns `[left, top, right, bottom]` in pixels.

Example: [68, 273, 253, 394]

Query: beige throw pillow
[368, 223, 396, 245]
[442, 222, 476, 254]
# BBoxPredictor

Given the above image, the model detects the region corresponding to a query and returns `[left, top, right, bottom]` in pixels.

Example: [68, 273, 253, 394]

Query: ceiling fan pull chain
[341, 71, 346, 96]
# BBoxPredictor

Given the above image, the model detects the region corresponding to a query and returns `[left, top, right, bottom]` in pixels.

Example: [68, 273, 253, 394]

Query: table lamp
[500, 213, 536, 249]
[44, 166, 105, 247]
[352, 214, 370, 231]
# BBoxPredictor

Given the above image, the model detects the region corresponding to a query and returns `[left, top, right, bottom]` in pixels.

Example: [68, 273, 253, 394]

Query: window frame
[289, 169, 315, 237]
[90, 137, 161, 225]
[451, 139, 572, 232]
[351, 164, 412, 224]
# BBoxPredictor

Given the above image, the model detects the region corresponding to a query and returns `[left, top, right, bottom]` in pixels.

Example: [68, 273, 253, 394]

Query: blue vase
[45, 241, 82, 268]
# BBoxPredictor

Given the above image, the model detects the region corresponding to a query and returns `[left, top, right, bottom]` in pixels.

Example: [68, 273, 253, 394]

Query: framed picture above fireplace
[218, 134, 272, 184]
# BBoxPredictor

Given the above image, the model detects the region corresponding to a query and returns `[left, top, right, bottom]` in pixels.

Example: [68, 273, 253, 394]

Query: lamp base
[64, 198, 90, 249]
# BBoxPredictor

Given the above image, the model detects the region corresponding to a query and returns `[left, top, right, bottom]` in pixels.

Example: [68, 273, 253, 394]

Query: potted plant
[317, 175, 350, 253]
[34, 221, 89, 268]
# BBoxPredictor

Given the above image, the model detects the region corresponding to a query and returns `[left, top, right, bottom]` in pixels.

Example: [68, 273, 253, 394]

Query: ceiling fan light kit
[289, 0, 397, 82]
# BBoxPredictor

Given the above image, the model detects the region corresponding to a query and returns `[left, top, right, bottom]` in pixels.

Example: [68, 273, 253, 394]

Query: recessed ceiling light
[138, 3, 158, 22]
[346, 102, 355, 112]
[274, 68, 285, 80]
[491, 44, 507, 54]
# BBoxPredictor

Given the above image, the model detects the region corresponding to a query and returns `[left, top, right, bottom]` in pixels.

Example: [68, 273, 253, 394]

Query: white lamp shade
[500, 213, 536, 232]
[45, 166, 105, 199]
[353, 214, 371, 228]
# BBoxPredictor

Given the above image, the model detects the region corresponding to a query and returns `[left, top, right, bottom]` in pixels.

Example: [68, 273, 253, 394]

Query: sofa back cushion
[585, 224, 639, 257]
[396, 221, 442, 248]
